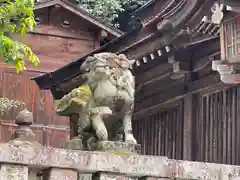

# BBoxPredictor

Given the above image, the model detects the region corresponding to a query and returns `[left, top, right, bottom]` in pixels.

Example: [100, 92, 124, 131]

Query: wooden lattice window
[223, 15, 240, 61]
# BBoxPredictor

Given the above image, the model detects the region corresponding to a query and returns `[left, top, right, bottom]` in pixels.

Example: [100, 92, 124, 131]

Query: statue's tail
[55, 85, 93, 116]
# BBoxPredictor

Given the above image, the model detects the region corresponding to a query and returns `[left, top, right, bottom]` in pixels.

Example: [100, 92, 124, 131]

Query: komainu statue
[55, 53, 137, 150]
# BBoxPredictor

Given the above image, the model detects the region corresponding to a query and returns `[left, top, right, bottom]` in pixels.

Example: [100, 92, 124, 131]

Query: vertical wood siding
[133, 102, 184, 159]
[194, 85, 240, 165]
[0, 69, 69, 147]
[134, 85, 240, 165]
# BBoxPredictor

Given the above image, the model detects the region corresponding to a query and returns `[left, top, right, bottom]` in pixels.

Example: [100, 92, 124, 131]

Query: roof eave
[32, 24, 143, 89]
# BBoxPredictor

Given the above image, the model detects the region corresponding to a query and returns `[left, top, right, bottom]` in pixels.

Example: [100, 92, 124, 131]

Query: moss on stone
[109, 151, 134, 156]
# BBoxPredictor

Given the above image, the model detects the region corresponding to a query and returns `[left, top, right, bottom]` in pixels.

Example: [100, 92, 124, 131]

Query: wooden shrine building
[33, 0, 240, 165]
[0, 0, 122, 147]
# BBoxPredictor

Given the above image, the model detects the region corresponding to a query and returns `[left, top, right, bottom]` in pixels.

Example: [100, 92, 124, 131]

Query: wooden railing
[1, 109, 240, 180]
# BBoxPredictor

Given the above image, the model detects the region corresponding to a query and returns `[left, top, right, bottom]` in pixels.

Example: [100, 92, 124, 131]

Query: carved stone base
[63, 138, 83, 150]
[96, 141, 141, 154]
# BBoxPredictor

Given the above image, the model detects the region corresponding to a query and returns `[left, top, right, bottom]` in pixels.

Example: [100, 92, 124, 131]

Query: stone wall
[1, 140, 240, 180]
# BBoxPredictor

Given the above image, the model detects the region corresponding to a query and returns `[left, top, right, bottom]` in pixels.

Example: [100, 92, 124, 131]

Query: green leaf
[0, 0, 39, 72]
[76, 0, 148, 26]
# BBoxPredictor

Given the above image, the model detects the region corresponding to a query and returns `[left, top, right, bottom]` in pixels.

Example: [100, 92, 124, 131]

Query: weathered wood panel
[48, 6, 96, 32]
[0, 3, 104, 147]
[1, 70, 68, 125]
[32, 25, 96, 40]
[0, 67, 69, 147]
[24, 34, 95, 57]
[45, 126, 70, 148]
[0, 121, 16, 143]
[134, 79, 240, 166]
[10, 33, 95, 72]
[0, 122, 69, 148]
[133, 102, 184, 159]
[0, 27, 96, 146]
[194, 85, 240, 165]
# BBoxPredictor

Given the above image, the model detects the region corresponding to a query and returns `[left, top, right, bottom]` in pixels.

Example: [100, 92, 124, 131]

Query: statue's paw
[99, 107, 112, 116]
[91, 106, 112, 117]
[86, 136, 98, 150]
[96, 129, 108, 141]
[126, 134, 137, 144]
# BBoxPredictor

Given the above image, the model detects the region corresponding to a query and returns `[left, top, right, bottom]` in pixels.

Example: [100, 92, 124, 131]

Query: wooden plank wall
[133, 102, 184, 159]
[133, 84, 240, 165]
[0, 30, 96, 147]
[194, 85, 240, 165]
[0, 10, 99, 147]
[0, 67, 69, 147]
[16, 29, 96, 73]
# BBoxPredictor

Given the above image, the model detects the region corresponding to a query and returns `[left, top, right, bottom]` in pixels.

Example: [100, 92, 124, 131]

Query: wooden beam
[98, 30, 108, 41]
[135, 54, 191, 100]
[183, 95, 194, 160]
[135, 77, 184, 103]
[133, 56, 169, 75]
[225, 5, 240, 13]
[135, 62, 171, 84]
[31, 25, 95, 40]
[135, 82, 186, 111]
[133, 87, 186, 120]
[134, 73, 223, 119]
[220, 23, 226, 60]
[193, 52, 220, 72]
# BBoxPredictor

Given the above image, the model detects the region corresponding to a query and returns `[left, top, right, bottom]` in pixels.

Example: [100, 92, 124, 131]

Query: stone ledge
[0, 140, 168, 177]
[1, 141, 240, 179]
[169, 160, 240, 180]
[97, 141, 141, 154]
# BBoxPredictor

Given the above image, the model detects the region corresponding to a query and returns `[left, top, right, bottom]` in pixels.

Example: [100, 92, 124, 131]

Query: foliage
[75, 0, 148, 27]
[0, 97, 24, 116]
[0, 0, 39, 73]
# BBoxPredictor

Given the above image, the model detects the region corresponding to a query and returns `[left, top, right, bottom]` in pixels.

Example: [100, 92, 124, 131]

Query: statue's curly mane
[80, 53, 135, 72]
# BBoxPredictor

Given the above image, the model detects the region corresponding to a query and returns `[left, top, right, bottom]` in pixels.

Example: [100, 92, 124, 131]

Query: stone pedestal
[97, 141, 141, 154]
[63, 138, 83, 150]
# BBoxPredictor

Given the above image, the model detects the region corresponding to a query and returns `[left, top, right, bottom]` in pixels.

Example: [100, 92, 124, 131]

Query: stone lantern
[211, 1, 240, 83]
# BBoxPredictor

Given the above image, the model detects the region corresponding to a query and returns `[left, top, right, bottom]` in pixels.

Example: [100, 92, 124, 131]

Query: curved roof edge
[133, 0, 155, 15]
